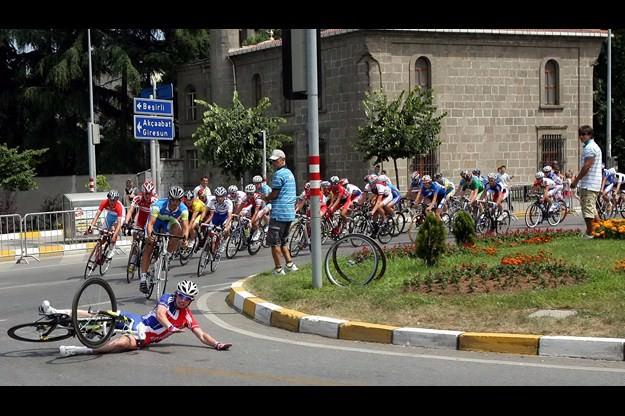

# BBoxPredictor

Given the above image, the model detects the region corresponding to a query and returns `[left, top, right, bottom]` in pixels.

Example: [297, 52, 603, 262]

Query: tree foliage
[0, 143, 48, 192]
[192, 91, 292, 180]
[594, 29, 625, 169]
[0, 29, 210, 175]
[415, 213, 447, 266]
[355, 87, 446, 182]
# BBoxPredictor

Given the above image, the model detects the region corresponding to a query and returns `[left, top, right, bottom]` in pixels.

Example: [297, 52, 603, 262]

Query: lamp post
[607, 29, 612, 167]
[87, 29, 97, 192]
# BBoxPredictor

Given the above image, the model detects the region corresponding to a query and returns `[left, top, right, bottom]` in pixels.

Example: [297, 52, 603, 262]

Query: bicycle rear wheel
[496, 210, 511, 234]
[198, 242, 212, 277]
[8, 321, 73, 343]
[547, 203, 564, 226]
[155, 254, 168, 298]
[289, 224, 305, 257]
[71, 277, 117, 349]
[324, 234, 382, 286]
[126, 242, 139, 283]
[99, 242, 112, 275]
[525, 204, 542, 228]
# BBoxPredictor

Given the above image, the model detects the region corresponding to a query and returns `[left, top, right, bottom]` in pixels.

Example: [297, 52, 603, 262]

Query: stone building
[175, 29, 607, 192]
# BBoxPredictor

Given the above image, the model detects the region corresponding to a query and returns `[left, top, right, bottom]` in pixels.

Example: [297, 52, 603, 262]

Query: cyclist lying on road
[42, 280, 232, 356]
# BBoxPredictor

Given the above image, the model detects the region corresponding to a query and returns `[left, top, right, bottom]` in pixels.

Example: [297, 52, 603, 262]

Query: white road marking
[197, 289, 625, 374]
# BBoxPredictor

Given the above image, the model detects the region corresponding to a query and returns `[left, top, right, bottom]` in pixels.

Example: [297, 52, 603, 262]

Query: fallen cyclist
[41, 280, 232, 356]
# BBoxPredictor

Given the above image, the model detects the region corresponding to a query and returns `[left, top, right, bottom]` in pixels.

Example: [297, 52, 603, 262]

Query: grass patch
[244, 236, 625, 338]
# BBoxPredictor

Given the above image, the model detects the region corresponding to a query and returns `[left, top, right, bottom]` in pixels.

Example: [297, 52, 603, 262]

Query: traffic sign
[138, 83, 174, 99]
[134, 97, 174, 116]
[134, 115, 175, 140]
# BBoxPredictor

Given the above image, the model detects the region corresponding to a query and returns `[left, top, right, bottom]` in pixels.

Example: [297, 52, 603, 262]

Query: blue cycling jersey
[150, 198, 189, 222]
[420, 182, 446, 199]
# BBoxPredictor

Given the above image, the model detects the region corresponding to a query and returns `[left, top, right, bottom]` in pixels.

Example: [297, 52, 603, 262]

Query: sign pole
[87, 29, 97, 192]
[306, 29, 322, 289]
[151, 80, 160, 195]
[262, 130, 267, 180]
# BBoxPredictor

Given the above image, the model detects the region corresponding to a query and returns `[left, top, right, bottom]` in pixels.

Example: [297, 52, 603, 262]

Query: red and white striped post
[306, 30, 322, 288]
[89, 177, 95, 193]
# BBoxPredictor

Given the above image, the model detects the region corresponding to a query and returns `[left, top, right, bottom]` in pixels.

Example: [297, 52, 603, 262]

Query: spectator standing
[263, 149, 298, 275]
[570, 125, 603, 239]
[124, 179, 137, 206]
[193, 176, 212, 198]
[497, 165, 514, 211]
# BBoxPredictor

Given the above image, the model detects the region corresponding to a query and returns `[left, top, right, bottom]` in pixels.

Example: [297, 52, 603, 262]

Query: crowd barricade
[15, 208, 132, 264]
[0, 214, 22, 262]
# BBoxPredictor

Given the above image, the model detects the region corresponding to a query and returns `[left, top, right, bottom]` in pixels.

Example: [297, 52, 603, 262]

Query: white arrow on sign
[136, 121, 142, 132]
[136, 102, 141, 110]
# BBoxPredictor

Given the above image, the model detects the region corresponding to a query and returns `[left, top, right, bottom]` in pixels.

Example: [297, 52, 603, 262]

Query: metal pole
[262, 130, 267, 180]
[87, 29, 96, 192]
[306, 29, 322, 289]
[150, 79, 158, 193]
[607, 29, 612, 167]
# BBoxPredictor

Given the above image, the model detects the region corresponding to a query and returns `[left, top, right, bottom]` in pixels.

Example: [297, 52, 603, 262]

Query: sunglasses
[176, 292, 194, 302]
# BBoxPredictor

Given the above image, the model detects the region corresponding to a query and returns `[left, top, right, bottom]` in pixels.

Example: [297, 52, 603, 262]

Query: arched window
[414, 57, 431, 89]
[185, 85, 197, 121]
[253, 73, 262, 105]
[544, 59, 559, 105]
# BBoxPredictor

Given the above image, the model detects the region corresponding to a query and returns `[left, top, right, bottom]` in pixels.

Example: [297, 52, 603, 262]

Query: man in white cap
[263, 149, 298, 275]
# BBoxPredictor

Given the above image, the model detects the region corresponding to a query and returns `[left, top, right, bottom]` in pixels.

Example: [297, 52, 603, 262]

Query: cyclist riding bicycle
[51, 280, 232, 356]
[202, 186, 234, 242]
[415, 175, 447, 220]
[87, 190, 126, 260]
[139, 186, 190, 294]
[253, 175, 272, 197]
[479, 172, 508, 212]
[188, 188, 209, 245]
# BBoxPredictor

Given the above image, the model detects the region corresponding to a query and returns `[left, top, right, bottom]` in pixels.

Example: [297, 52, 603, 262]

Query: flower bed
[403, 251, 587, 295]
[477, 228, 582, 246]
[592, 219, 625, 239]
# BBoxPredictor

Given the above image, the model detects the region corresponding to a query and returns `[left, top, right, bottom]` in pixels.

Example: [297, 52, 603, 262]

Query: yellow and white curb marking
[227, 277, 625, 362]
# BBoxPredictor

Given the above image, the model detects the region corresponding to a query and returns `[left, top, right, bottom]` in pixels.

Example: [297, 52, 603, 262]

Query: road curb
[227, 276, 625, 362]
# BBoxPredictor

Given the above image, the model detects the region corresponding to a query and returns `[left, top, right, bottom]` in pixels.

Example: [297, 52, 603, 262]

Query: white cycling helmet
[487, 172, 497, 180]
[304, 182, 311, 190]
[411, 171, 420, 180]
[228, 185, 238, 194]
[107, 190, 120, 201]
[245, 184, 256, 193]
[321, 181, 331, 188]
[378, 175, 389, 183]
[535, 171, 545, 179]
[176, 280, 198, 298]
[252, 175, 263, 184]
[214, 186, 227, 197]
[542, 165, 552, 173]
[330, 175, 340, 185]
[168, 186, 184, 200]
[367, 174, 378, 184]
[422, 175, 432, 183]
[142, 181, 155, 194]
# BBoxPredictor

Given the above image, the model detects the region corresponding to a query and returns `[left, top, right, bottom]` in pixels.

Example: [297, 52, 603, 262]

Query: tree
[355, 87, 447, 185]
[0, 29, 210, 175]
[192, 91, 291, 181]
[594, 29, 625, 170]
[0, 143, 47, 213]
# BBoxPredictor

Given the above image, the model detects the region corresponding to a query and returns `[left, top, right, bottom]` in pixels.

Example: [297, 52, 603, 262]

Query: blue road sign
[134, 115, 175, 140]
[134, 97, 174, 116]
[139, 83, 174, 99]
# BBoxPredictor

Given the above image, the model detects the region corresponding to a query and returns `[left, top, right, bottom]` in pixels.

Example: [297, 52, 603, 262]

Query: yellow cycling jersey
[191, 198, 206, 214]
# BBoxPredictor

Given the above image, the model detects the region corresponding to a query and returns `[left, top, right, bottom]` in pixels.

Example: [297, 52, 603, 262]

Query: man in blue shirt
[263, 149, 298, 275]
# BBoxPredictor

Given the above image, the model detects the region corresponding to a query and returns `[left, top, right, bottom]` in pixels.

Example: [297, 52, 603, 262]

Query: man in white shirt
[193, 176, 212, 198]
[497, 164, 514, 211]
[570, 125, 603, 239]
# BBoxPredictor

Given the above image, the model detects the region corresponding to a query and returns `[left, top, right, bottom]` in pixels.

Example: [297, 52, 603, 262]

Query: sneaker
[251, 229, 261, 242]
[39, 300, 57, 316]
[285, 263, 299, 273]
[139, 280, 149, 294]
[272, 267, 286, 276]
[581, 233, 594, 240]
[214, 342, 232, 351]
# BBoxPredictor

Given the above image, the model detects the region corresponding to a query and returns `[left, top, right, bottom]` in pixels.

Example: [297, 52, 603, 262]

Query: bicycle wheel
[547, 203, 564, 226]
[392, 212, 406, 236]
[289, 224, 305, 257]
[8, 320, 73, 342]
[99, 242, 112, 276]
[71, 277, 117, 349]
[377, 216, 394, 244]
[407, 214, 423, 242]
[475, 213, 491, 234]
[126, 241, 139, 283]
[179, 238, 195, 265]
[197, 240, 212, 277]
[84, 242, 101, 279]
[155, 254, 168, 298]
[225, 228, 242, 259]
[324, 234, 381, 286]
[211, 239, 222, 273]
[496, 210, 511, 234]
[524, 203, 542, 228]
[247, 230, 262, 255]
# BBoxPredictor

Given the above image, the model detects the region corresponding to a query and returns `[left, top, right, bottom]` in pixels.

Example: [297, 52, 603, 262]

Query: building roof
[228, 28, 608, 56]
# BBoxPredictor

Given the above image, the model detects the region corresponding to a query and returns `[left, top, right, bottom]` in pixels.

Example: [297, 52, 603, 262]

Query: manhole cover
[528, 309, 577, 319]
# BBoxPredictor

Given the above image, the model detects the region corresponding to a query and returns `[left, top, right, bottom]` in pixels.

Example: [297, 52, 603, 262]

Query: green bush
[415, 213, 447, 266]
[84, 175, 110, 192]
[452, 210, 476, 246]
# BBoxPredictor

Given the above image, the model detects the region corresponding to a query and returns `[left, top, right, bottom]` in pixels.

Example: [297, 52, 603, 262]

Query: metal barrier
[17, 208, 130, 263]
[0, 214, 22, 262]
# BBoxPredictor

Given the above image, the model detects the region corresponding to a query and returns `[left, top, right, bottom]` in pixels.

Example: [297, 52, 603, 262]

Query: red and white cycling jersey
[299, 189, 327, 207]
[241, 193, 265, 215]
[364, 182, 391, 197]
[131, 193, 158, 228]
[139, 293, 200, 346]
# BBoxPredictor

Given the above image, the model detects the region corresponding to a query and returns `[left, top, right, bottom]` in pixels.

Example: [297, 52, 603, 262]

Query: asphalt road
[2, 214, 624, 386]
